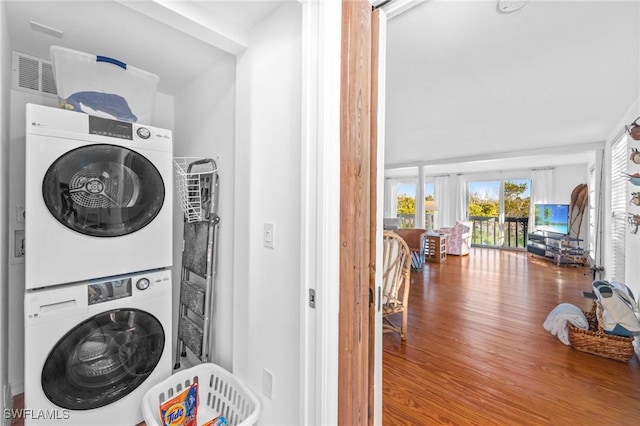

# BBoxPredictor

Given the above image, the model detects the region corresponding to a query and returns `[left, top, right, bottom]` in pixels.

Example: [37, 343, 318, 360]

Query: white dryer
[25, 103, 172, 289]
[24, 269, 171, 426]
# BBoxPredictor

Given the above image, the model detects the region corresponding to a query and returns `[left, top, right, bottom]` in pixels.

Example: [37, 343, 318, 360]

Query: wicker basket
[567, 302, 636, 362]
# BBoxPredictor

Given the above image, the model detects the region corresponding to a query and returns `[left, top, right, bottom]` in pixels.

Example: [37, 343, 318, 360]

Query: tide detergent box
[159, 382, 198, 426]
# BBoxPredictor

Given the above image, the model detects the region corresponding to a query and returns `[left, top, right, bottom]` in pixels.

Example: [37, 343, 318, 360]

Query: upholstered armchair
[393, 228, 428, 270]
[439, 221, 471, 256]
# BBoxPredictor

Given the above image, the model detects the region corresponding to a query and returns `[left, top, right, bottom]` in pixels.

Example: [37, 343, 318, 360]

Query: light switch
[263, 223, 274, 248]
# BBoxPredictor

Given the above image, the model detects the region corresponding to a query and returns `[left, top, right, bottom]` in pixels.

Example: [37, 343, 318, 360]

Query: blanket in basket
[543, 303, 588, 345]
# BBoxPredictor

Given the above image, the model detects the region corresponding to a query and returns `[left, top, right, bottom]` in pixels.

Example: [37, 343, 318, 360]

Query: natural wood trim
[338, 0, 372, 424]
[368, 7, 380, 426]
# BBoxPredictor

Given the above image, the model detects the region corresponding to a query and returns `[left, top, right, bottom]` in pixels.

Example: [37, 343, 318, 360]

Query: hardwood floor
[11, 248, 640, 425]
[383, 248, 640, 425]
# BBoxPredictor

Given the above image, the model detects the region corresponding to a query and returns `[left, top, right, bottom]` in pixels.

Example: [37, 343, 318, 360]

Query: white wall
[234, 3, 302, 425]
[552, 163, 591, 245]
[0, 0, 11, 416]
[601, 99, 640, 298]
[622, 99, 640, 301]
[173, 51, 236, 370]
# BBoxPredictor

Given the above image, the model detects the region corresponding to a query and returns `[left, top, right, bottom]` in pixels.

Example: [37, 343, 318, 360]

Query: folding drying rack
[173, 157, 220, 368]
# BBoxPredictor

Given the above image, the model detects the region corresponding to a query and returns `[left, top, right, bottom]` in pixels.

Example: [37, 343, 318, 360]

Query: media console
[526, 232, 586, 266]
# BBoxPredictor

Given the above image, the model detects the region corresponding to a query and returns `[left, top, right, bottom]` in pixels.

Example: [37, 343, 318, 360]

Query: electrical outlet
[16, 205, 25, 223]
[262, 368, 273, 399]
[14, 230, 25, 257]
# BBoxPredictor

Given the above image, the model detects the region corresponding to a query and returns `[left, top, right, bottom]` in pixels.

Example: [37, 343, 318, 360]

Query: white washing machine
[24, 269, 172, 426]
[25, 103, 172, 289]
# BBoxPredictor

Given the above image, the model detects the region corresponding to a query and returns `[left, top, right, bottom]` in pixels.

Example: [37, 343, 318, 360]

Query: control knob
[136, 277, 150, 290]
[137, 127, 151, 139]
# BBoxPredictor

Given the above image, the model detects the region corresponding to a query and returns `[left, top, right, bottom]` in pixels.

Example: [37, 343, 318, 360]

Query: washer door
[41, 309, 165, 410]
[42, 144, 165, 237]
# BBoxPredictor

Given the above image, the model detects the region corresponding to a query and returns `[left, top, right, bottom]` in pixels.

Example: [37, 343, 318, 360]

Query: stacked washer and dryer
[24, 103, 173, 425]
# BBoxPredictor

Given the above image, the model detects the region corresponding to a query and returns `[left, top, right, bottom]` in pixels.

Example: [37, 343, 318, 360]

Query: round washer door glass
[41, 309, 165, 410]
[42, 144, 165, 237]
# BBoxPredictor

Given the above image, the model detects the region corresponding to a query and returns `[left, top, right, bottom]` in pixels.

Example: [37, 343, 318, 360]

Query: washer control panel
[87, 270, 169, 305]
[88, 277, 132, 305]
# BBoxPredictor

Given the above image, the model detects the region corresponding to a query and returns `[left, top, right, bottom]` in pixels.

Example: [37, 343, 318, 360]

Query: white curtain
[434, 175, 450, 228]
[384, 178, 398, 218]
[592, 150, 605, 278]
[416, 166, 425, 229]
[455, 174, 468, 222]
[528, 168, 554, 231]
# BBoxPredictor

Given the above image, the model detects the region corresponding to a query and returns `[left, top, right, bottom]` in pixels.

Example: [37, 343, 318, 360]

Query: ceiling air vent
[12, 51, 57, 96]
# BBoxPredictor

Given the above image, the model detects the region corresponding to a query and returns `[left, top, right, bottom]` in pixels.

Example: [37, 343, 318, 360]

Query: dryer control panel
[89, 115, 133, 140]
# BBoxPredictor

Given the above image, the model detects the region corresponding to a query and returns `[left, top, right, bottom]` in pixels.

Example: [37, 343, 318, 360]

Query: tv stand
[527, 232, 586, 266]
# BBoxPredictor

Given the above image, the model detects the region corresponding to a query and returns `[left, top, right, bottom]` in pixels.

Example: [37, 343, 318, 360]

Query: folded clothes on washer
[63, 91, 138, 122]
[543, 303, 589, 345]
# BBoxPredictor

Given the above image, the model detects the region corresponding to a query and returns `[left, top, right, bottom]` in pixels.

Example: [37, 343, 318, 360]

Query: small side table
[425, 234, 446, 263]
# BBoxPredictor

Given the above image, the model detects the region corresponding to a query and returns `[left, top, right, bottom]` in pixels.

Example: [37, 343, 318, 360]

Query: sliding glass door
[468, 179, 530, 248]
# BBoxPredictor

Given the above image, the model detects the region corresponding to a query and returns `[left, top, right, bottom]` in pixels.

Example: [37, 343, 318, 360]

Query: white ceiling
[384, 0, 640, 172]
[4, 0, 283, 95]
[4, 0, 638, 175]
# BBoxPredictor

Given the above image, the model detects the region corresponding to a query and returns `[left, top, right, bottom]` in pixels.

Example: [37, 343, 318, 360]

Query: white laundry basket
[142, 363, 261, 426]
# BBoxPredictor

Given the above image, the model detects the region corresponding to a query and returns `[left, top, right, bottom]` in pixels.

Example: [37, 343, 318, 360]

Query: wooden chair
[382, 231, 412, 340]
[393, 228, 428, 270]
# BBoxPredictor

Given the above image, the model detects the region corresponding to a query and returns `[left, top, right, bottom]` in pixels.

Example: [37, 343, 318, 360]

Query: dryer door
[41, 308, 165, 410]
[42, 144, 165, 237]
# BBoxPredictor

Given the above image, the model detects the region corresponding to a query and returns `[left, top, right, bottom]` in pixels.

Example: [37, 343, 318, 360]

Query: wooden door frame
[338, 0, 376, 424]
[301, 1, 383, 423]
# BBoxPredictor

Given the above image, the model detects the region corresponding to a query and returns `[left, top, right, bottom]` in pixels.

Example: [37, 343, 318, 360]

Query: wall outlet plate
[16, 205, 25, 223]
[262, 368, 273, 399]
[14, 229, 25, 258]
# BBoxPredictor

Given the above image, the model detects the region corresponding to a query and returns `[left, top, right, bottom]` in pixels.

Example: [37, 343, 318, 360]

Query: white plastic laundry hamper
[142, 363, 260, 426]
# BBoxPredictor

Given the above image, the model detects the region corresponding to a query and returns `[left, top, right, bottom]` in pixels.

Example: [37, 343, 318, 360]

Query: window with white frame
[611, 134, 627, 283]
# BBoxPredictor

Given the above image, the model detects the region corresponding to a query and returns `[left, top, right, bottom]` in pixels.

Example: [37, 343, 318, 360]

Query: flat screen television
[534, 203, 570, 235]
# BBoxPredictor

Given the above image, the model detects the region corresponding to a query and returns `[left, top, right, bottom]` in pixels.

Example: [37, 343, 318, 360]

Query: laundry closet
[0, 1, 314, 424]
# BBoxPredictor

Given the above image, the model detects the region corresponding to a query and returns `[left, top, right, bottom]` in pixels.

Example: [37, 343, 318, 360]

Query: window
[396, 180, 416, 228]
[611, 134, 627, 282]
[467, 178, 530, 248]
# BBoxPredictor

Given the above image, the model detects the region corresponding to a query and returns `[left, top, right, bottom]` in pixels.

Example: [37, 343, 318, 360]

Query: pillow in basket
[592, 280, 640, 337]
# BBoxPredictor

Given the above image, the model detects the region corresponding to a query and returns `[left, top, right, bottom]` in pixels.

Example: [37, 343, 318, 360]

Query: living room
[381, 1, 640, 422]
[382, 1, 639, 298]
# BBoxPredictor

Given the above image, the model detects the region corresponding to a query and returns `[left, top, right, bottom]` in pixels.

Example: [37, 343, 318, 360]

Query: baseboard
[10, 381, 23, 397]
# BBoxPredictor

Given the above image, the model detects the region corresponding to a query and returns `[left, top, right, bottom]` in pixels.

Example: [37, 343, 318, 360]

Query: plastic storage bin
[142, 363, 261, 426]
[50, 45, 159, 124]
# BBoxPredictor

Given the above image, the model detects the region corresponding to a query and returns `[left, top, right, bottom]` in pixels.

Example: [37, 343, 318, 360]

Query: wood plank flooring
[11, 248, 640, 425]
[383, 248, 640, 425]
